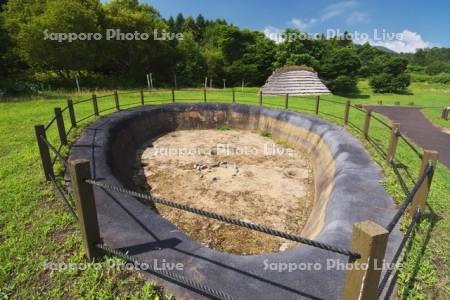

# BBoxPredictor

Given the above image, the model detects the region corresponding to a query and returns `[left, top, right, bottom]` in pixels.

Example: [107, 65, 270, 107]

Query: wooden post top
[354, 220, 389, 237]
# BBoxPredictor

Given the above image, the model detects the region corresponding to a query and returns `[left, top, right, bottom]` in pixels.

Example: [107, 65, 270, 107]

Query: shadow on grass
[395, 207, 441, 299]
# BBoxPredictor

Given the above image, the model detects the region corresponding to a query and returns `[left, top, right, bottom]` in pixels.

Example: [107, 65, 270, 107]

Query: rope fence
[96, 243, 235, 300]
[398, 133, 423, 159]
[377, 208, 421, 299]
[49, 174, 78, 222]
[386, 163, 433, 233]
[86, 179, 361, 259]
[34, 87, 441, 299]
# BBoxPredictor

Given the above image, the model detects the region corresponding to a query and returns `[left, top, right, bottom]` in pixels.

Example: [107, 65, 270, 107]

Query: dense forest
[0, 0, 449, 96]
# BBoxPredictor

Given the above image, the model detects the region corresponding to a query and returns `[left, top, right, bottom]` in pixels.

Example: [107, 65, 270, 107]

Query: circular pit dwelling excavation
[69, 103, 402, 299]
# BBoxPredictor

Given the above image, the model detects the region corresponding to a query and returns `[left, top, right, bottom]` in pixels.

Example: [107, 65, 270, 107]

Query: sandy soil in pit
[138, 129, 315, 255]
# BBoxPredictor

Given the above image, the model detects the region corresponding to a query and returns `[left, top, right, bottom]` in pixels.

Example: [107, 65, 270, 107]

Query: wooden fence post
[386, 123, 400, 163]
[232, 88, 235, 103]
[285, 93, 289, 109]
[92, 93, 99, 116]
[344, 221, 389, 300]
[54, 107, 67, 145]
[409, 150, 438, 215]
[442, 108, 449, 120]
[69, 159, 103, 260]
[140, 89, 144, 105]
[203, 88, 207, 102]
[259, 91, 263, 106]
[67, 99, 77, 128]
[114, 90, 120, 111]
[344, 100, 351, 125]
[35, 124, 54, 181]
[315, 95, 320, 115]
[363, 110, 372, 139]
[171, 88, 175, 103]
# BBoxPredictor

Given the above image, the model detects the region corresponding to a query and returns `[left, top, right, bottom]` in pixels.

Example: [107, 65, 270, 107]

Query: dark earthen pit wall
[69, 103, 402, 300]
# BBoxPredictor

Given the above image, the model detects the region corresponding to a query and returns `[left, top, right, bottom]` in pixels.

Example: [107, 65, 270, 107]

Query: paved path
[367, 106, 450, 169]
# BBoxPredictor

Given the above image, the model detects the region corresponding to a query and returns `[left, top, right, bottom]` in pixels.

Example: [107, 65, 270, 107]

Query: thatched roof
[261, 66, 331, 96]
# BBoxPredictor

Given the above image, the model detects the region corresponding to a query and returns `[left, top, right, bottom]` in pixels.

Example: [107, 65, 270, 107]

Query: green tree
[100, 0, 175, 83]
[356, 43, 389, 77]
[369, 57, 410, 93]
[175, 32, 206, 86]
[3, 0, 102, 78]
[321, 47, 361, 93]
[174, 13, 185, 33]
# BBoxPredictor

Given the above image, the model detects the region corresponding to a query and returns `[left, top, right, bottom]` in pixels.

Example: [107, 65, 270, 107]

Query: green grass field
[0, 81, 449, 298]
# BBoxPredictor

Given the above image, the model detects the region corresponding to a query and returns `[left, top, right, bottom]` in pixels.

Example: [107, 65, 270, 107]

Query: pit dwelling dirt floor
[138, 129, 315, 255]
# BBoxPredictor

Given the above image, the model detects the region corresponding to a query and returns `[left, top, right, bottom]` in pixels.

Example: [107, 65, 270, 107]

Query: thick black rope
[377, 208, 421, 298]
[51, 143, 65, 167]
[49, 175, 78, 222]
[390, 161, 411, 195]
[86, 179, 361, 259]
[349, 104, 366, 113]
[73, 97, 93, 105]
[318, 97, 347, 105]
[96, 243, 235, 300]
[44, 116, 57, 131]
[386, 163, 433, 233]
[39, 135, 68, 167]
[371, 113, 393, 130]
[398, 133, 423, 159]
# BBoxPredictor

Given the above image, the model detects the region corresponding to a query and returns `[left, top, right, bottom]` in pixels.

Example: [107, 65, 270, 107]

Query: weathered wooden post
[203, 88, 207, 102]
[285, 93, 289, 109]
[232, 88, 235, 103]
[114, 90, 120, 111]
[35, 124, 54, 181]
[67, 99, 77, 128]
[442, 107, 449, 120]
[92, 93, 99, 116]
[140, 89, 145, 105]
[69, 159, 103, 260]
[171, 89, 175, 103]
[386, 123, 400, 163]
[344, 221, 389, 300]
[259, 91, 263, 106]
[344, 100, 351, 125]
[409, 150, 438, 215]
[363, 109, 372, 139]
[315, 95, 320, 115]
[54, 107, 67, 145]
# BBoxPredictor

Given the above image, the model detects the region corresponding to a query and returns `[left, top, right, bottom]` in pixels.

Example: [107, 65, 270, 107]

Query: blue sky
[144, 0, 450, 53]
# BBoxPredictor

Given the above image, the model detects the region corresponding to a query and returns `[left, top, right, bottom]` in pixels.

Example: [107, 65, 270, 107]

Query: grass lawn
[0, 81, 449, 298]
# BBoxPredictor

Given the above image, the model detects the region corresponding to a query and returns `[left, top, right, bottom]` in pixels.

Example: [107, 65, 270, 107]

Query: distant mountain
[374, 46, 398, 54]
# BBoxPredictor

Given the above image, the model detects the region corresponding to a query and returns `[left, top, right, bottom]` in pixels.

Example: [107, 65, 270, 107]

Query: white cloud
[355, 30, 434, 53]
[346, 11, 369, 25]
[291, 18, 317, 31]
[320, 1, 358, 21]
[263, 26, 284, 43]
[286, 1, 367, 33]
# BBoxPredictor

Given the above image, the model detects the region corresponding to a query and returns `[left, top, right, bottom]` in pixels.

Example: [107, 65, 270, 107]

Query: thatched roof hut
[261, 66, 331, 95]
